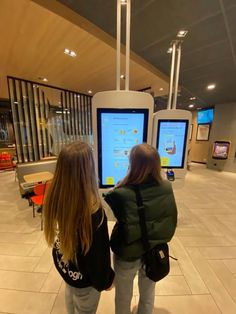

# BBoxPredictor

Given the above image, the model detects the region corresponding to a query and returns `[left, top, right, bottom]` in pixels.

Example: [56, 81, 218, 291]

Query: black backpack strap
[133, 186, 150, 251]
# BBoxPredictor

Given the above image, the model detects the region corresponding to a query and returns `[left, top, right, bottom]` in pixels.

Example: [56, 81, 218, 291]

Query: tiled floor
[0, 163, 236, 313]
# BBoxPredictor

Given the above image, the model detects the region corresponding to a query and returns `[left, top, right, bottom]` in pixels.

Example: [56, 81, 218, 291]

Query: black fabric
[134, 186, 170, 282]
[144, 243, 170, 282]
[52, 208, 114, 291]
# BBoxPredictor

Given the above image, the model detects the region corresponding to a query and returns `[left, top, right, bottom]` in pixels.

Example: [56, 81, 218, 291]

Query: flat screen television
[97, 108, 149, 188]
[156, 119, 189, 168]
[212, 141, 230, 159]
[197, 108, 214, 124]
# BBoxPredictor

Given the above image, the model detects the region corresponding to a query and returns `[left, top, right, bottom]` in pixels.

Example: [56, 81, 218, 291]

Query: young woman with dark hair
[104, 143, 177, 314]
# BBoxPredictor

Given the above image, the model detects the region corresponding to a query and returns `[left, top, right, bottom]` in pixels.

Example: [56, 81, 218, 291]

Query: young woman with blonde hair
[104, 143, 177, 314]
[44, 141, 114, 314]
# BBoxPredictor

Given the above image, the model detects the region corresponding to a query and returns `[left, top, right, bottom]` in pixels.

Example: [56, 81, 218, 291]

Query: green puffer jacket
[104, 179, 177, 261]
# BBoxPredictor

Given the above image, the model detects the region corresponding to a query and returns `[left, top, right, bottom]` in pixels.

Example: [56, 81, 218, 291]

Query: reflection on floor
[0, 163, 236, 313]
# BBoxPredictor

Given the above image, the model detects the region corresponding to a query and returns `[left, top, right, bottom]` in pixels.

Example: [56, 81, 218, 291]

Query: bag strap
[133, 186, 150, 251]
[134, 186, 178, 262]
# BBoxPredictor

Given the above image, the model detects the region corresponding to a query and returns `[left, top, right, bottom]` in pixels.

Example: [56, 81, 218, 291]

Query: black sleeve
[103, 190, 120, 220]
[83, 213, 115, 291]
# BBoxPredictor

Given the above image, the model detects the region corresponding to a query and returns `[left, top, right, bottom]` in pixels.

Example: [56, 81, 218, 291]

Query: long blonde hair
[117, 143, 163, 187]
[43, 142, 101, 261]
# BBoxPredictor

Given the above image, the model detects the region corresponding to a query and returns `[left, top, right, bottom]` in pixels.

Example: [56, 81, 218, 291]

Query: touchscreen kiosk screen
[212, 141, 230, 159]
[156, 119, 188, 168]
[97, 108, 148, 188]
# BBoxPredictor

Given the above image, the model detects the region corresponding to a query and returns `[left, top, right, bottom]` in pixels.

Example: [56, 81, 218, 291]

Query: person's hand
[105, 282, 114, 291]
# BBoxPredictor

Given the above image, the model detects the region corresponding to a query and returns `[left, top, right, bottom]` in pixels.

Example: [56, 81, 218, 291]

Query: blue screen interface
[98, 111, 147, 186]
[197, 108, 214, 124]
[157, 120, 188, 168]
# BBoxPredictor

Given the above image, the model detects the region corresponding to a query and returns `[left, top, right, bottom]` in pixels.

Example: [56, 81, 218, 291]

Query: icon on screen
[165, 141, 176, 155]
[106, 177, 115, 185]
[161, 157, 170, 167]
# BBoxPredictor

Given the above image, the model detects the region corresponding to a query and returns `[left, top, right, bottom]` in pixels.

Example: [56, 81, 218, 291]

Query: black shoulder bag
[134, 186, 176, 282]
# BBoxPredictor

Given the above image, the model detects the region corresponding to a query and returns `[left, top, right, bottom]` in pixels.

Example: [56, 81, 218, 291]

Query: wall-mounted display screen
[97, 108, 148, 188]
[197, 108, 214, 124]
[156, 119, 189, 168]
[212, 141, 230, 159]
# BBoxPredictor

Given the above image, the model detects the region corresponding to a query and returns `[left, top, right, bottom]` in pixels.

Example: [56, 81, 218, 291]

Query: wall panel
[7, 77, 92, 163]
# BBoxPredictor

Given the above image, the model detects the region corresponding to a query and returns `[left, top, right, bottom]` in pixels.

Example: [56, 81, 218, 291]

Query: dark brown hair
[117, 143, 163, 187]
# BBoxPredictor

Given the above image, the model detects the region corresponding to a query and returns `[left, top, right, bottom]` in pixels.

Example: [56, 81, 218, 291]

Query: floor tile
[0, 232, 41, 245]
[187, 247, 236, 314]
[33, 247, 53, 273]
[155, 275, 191, 295]
[0, 243, 33, 256]
[40, 265, 62, 293]
[178, 236, 235, 247]
[153, 295, 221, 314]
[169, 257, 182, 276]
[200, 247, 236, 259]
[0, 289, 56, 314]
[0, 255, 39, 272]
[28, 236, 48, 257]
[208, 259, 236, 303]
[0, 270, 47, 291]
[0, 223, 37, 233]
[171, 237, 208, 294]
[223, 259, 236, 273]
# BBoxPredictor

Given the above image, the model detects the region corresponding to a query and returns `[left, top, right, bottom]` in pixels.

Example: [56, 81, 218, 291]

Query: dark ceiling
[58, 0, 236, 110]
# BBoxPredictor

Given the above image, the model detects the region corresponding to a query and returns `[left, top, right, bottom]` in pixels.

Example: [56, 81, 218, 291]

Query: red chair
[30, 181, 51, 218]
[0, 152, 14, 171]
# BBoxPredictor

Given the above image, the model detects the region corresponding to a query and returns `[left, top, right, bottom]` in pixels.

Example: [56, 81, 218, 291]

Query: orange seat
[30, 181, 51, 222]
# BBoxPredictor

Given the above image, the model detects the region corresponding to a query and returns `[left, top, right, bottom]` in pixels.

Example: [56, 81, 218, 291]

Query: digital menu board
[97, 108, 148, 187]
[212, 141, 230, 159]
[156, 119, 189, 168]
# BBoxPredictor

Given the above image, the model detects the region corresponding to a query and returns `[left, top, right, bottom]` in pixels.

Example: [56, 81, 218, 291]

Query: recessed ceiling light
[177, 30, 188, 38]
[207, 84, 216, 90]
[70, 51, 76, 57]
[38, 77, 48, 82]
[120, 74, 125, 79]
[167, 47, 173, 54]
[64, 48, 77, 57]
[188, 104, 194, 108]
[88, 90, 93, 94]
[13, 101, 18, 104]
[190, 97, 196, 100]
[159, 87, 164, 91]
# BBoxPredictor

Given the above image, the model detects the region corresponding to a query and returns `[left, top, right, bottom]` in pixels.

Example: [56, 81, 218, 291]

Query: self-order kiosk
[92, 90, 154, 189]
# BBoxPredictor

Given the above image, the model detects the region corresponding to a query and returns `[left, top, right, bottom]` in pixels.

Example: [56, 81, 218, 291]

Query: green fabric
[104, 180, 177, 261]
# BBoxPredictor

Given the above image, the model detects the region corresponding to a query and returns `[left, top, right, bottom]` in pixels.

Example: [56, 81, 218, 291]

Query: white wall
[207, 103, 236, 172]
